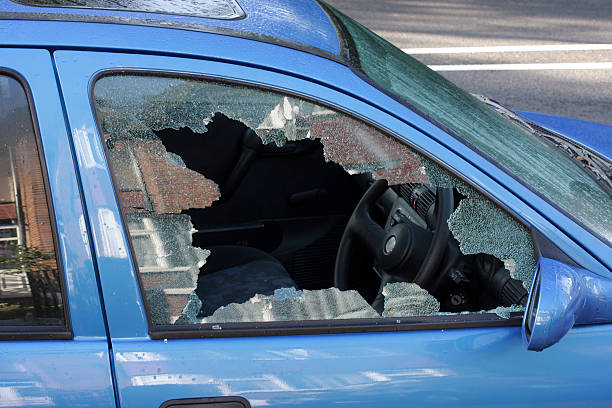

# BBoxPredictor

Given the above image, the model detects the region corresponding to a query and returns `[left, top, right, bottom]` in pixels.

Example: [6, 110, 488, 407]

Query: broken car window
[94, 74, 535, 327]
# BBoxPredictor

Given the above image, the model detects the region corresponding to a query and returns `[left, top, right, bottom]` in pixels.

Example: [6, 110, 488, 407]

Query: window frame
[0, 69, 72, 341]
[90, 69, 527, 339]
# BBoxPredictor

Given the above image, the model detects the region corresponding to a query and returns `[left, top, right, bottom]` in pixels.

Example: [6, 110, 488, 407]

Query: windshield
[322, 2, 612, 246]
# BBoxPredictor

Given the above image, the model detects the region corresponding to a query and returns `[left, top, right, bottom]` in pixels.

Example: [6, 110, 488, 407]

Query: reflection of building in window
[0, 208, 20, 249]
[110, 139, 217, 323]
[14, 138, 55, 257]
[0, 150, 22, 250]
[126, 214, 209, 323]
[1, 75, 62, 322]
[0, 121, 55, 258]
[0, 193, 29, 300]
[1, 130, 32, 302]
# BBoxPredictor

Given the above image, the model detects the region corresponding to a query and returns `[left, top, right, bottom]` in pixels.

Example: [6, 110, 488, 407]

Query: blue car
[1, 0, 611, 407]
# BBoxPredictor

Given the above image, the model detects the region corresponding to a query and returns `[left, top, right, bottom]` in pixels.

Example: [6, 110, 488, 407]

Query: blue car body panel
[0, 0, 341, 56]
[2, 340, 116, 407]
[0, 48, 116, 406]
[53, 49, 612, 340]
[1, 2, 612, 406]
[517, 110, 612, 163]
[109, 326, 612, 408]
[52, 47, 612, 407]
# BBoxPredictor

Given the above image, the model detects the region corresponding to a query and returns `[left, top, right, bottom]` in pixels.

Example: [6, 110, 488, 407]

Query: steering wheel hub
[377, 223, 431, 279]
[384, 235, 397, 254]
[334, 179, 453, 293]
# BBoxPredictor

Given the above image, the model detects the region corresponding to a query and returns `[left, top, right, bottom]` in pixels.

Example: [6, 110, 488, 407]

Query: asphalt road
[325, 0, 612, 125]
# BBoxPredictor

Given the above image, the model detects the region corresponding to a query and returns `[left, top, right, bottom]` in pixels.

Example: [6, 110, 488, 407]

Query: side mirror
[522, 257, 612, 351]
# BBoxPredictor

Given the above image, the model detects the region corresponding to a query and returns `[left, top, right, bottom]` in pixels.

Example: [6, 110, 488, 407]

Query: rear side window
[0, 74, 66, 331]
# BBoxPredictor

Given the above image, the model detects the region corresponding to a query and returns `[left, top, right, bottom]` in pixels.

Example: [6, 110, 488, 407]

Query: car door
[0, 49, 115, 407]
[55, 44, 612, 408]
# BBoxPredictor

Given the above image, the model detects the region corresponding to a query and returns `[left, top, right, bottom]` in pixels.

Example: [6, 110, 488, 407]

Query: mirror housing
[522, 257, 612, 351]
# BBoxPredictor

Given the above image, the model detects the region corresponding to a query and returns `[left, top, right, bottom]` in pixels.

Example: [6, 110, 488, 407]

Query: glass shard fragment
[202, 287, 379, 323]
[127, 213, 210, 324]
[382, 282, 440, 317]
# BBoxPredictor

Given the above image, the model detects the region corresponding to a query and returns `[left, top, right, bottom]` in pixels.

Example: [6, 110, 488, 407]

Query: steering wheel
[334, 179, 454, 301]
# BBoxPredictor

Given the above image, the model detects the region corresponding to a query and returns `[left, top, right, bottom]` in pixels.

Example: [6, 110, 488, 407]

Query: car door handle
[160, 397, 250, 408]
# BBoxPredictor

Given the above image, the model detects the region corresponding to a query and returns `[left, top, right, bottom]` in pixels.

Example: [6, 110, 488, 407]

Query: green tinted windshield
[324, 4, 612, 246]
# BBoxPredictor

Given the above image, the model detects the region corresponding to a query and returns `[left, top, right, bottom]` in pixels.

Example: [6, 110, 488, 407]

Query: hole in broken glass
[95, 75, 536, 325]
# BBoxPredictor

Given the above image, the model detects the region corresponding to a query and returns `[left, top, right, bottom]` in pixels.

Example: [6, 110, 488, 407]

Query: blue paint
[2, 6, 612, 406]
[0, 48, 115, 406]
[110, 325, 612, 407]
[53, 52, 150, 340]
[1, 340, 116, 407]
[0, 0, 341, 55]
[523, 257, 612, 351]
[517, 110, 612, 163]
[0, 48, 107, 337]
[51, 48, 612, 406]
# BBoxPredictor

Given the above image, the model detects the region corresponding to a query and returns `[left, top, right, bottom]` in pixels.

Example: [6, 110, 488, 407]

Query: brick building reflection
[0, 75, 61, 322]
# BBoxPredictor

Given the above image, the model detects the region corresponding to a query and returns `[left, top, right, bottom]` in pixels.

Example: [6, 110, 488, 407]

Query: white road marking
[403, 44, 612, 54]
[429, 62, 612, 71]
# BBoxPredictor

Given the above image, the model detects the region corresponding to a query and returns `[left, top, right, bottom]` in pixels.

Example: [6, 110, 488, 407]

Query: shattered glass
[198, 283, 520, 323]
[447, 192, 536, 287]
[420, 155, 536, 286]
[123, 138, 219, 214]
[381, 282, 520, 319]
[202, 287, 379, 323]
[126, 213, 209, 324]
[437, 305, 524, 320]
[94, 74, 537, 326]
[95, 76, 428, 185]
[381, 282, 440, 317]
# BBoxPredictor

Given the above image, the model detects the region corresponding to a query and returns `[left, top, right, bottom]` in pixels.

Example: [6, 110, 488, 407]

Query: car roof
[0, 0, 342, 56]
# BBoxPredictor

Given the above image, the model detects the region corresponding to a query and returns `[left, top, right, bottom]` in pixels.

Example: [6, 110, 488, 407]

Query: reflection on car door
[0, 49, 115, 407]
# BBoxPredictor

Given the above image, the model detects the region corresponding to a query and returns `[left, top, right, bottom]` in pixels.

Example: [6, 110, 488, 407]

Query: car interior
[150, 114, 528, 319]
